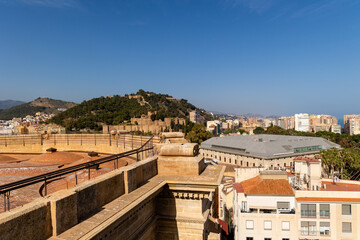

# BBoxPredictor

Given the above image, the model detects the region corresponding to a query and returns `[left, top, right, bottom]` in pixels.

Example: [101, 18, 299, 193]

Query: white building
[295, 113, 309, 132]
[232, 158, 360, 240]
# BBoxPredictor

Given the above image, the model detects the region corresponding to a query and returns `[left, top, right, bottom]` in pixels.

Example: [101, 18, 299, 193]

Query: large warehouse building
[200, 134, 341, 168]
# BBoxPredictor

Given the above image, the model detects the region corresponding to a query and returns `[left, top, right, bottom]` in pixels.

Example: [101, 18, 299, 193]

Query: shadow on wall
[155, 185, 179, 240]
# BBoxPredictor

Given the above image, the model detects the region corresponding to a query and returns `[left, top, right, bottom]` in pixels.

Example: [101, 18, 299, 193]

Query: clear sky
[1, 0, 360, 118]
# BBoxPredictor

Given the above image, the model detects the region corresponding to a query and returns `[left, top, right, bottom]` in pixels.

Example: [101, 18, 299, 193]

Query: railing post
[44, 177, 47, 196]
[94, 134, 96, 146]
[88, 167, 91, 180]
[137, 150, 139, 162]
[23, 135, 25, 146]
[81, 133, 83, 146]
[6, 192, 9, 211]
[54, 134, 56, 146]
[123, 134, 125, 149]
[5, 135, 7, 147]
[109, 133, 111, 146]
[67, 134, 69, 145]
[117, 134, 118, 148]
[132, 134, 133, 149]
[4, 193, 6, 212]
[75, 172, 78, 185]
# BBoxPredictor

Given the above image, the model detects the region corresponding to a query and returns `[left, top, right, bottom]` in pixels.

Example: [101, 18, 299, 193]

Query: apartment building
[233, 158, 360, 240]
[295, 114, 310, 132]
[344, 114, 360, 135]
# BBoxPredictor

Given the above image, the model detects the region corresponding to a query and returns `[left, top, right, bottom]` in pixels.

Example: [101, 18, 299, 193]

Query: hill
[49, 90, 212, 131]
[0, 98, 77, 120]
[0, 100, 25, 110]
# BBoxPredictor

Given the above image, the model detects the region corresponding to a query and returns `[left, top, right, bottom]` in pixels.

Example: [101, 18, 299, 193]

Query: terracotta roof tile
[239, 176, 294, 196]
[233, 183, 244, 193]
[321, 181, 360, 192]
[296, 197, 360, 203]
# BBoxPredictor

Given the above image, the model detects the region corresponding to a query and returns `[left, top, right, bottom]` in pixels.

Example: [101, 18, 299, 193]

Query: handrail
[0, 135, 154, 210]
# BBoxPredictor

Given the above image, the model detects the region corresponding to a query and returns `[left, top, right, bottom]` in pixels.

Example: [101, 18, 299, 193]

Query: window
[320, 204, 330, 217]
[246, 220, 254, 230]
[282, 239, 289, 240]
[342, 222, 352, 233]
[277, 202, 290, 210]
[246, 238, 253, 240]
[282, 221, 290, 231]
[241, 201, 247, 212]
[301, 204, 316, 217]
[264, 221, 272, 230]
[294, 145, 323, 153]
[320, 222, 330, 236]
[284, 163, 286, 167]
[264, 238, 271, 240]
[253, 163, 255, 167]
[342, 204, 351, 215]
[301, 221, 316, 235]
[247, 162, 249, 167]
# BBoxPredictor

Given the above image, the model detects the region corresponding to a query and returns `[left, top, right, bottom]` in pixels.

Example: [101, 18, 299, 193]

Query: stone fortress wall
[0, 134, 160, 155]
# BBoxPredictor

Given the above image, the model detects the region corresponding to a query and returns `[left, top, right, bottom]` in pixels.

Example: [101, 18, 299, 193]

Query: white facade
[295, 113, 309, 132]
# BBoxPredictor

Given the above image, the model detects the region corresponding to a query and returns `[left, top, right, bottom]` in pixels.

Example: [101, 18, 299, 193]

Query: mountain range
[0, 100, 25, 110]
[0, 98, 77, 120]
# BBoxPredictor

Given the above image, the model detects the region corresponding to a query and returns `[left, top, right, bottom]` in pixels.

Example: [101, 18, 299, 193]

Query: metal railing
[0, 136, 155, 212]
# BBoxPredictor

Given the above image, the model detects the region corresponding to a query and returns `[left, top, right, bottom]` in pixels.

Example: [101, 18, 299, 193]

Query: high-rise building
[344, 114, 360, 135]
[295, 113, 309, 132]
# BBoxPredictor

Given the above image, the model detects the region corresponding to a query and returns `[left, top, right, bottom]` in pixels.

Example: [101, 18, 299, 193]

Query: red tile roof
[234, 176, 294, 196]
[321, 181, 360, 192]
[293, 156, 320, 163]
[296, 197, 360, 203]
[233, 183, 244, 193]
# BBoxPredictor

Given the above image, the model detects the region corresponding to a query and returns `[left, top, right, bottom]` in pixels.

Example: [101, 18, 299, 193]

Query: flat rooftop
[201, 134, 341, 159]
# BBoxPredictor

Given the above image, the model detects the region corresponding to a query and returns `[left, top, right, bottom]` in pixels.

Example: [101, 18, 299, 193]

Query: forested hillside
[49, 90, 212, 131]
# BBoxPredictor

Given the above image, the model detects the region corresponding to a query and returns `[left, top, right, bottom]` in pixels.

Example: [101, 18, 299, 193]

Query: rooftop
[201, 134, 340, 159]
[234, 176, 294, 196]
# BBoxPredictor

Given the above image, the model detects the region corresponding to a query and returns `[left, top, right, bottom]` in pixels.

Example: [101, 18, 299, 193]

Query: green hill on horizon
[49, 90, 212, 131]
[0, 97, 77, 120]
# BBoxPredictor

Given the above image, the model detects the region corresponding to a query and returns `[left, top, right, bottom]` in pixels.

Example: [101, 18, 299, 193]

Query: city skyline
[1, 0, 360, 117]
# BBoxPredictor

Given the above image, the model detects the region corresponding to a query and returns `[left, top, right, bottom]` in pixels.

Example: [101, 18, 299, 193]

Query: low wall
[0, 134, 159, 154]
[0, 156, 158, 239]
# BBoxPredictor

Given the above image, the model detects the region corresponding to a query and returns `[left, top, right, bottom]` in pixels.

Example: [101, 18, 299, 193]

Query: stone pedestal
[158, 156, 205, 176]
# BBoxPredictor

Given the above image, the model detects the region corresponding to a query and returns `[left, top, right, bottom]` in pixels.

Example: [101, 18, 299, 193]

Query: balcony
[300, 230, 331, 237]
[301, 210, 316, 218]
[300, 229, 317, 236]
[240, 208, 295, 214]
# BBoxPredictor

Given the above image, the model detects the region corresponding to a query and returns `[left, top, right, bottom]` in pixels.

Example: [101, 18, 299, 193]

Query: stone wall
[0, 134, 159, 154]
[0, 157, 158, 239]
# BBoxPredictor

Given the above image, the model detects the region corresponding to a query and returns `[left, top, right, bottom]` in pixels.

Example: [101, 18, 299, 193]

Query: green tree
[253, 127, 265, 134]
[185, 124, 212, 144]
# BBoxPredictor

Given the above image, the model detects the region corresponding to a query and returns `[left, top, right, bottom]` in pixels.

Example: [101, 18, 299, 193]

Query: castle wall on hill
[104, 116, 186, 135]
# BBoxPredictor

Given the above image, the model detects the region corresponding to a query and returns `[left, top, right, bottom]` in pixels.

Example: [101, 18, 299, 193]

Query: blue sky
[1, 0, 360, 118]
